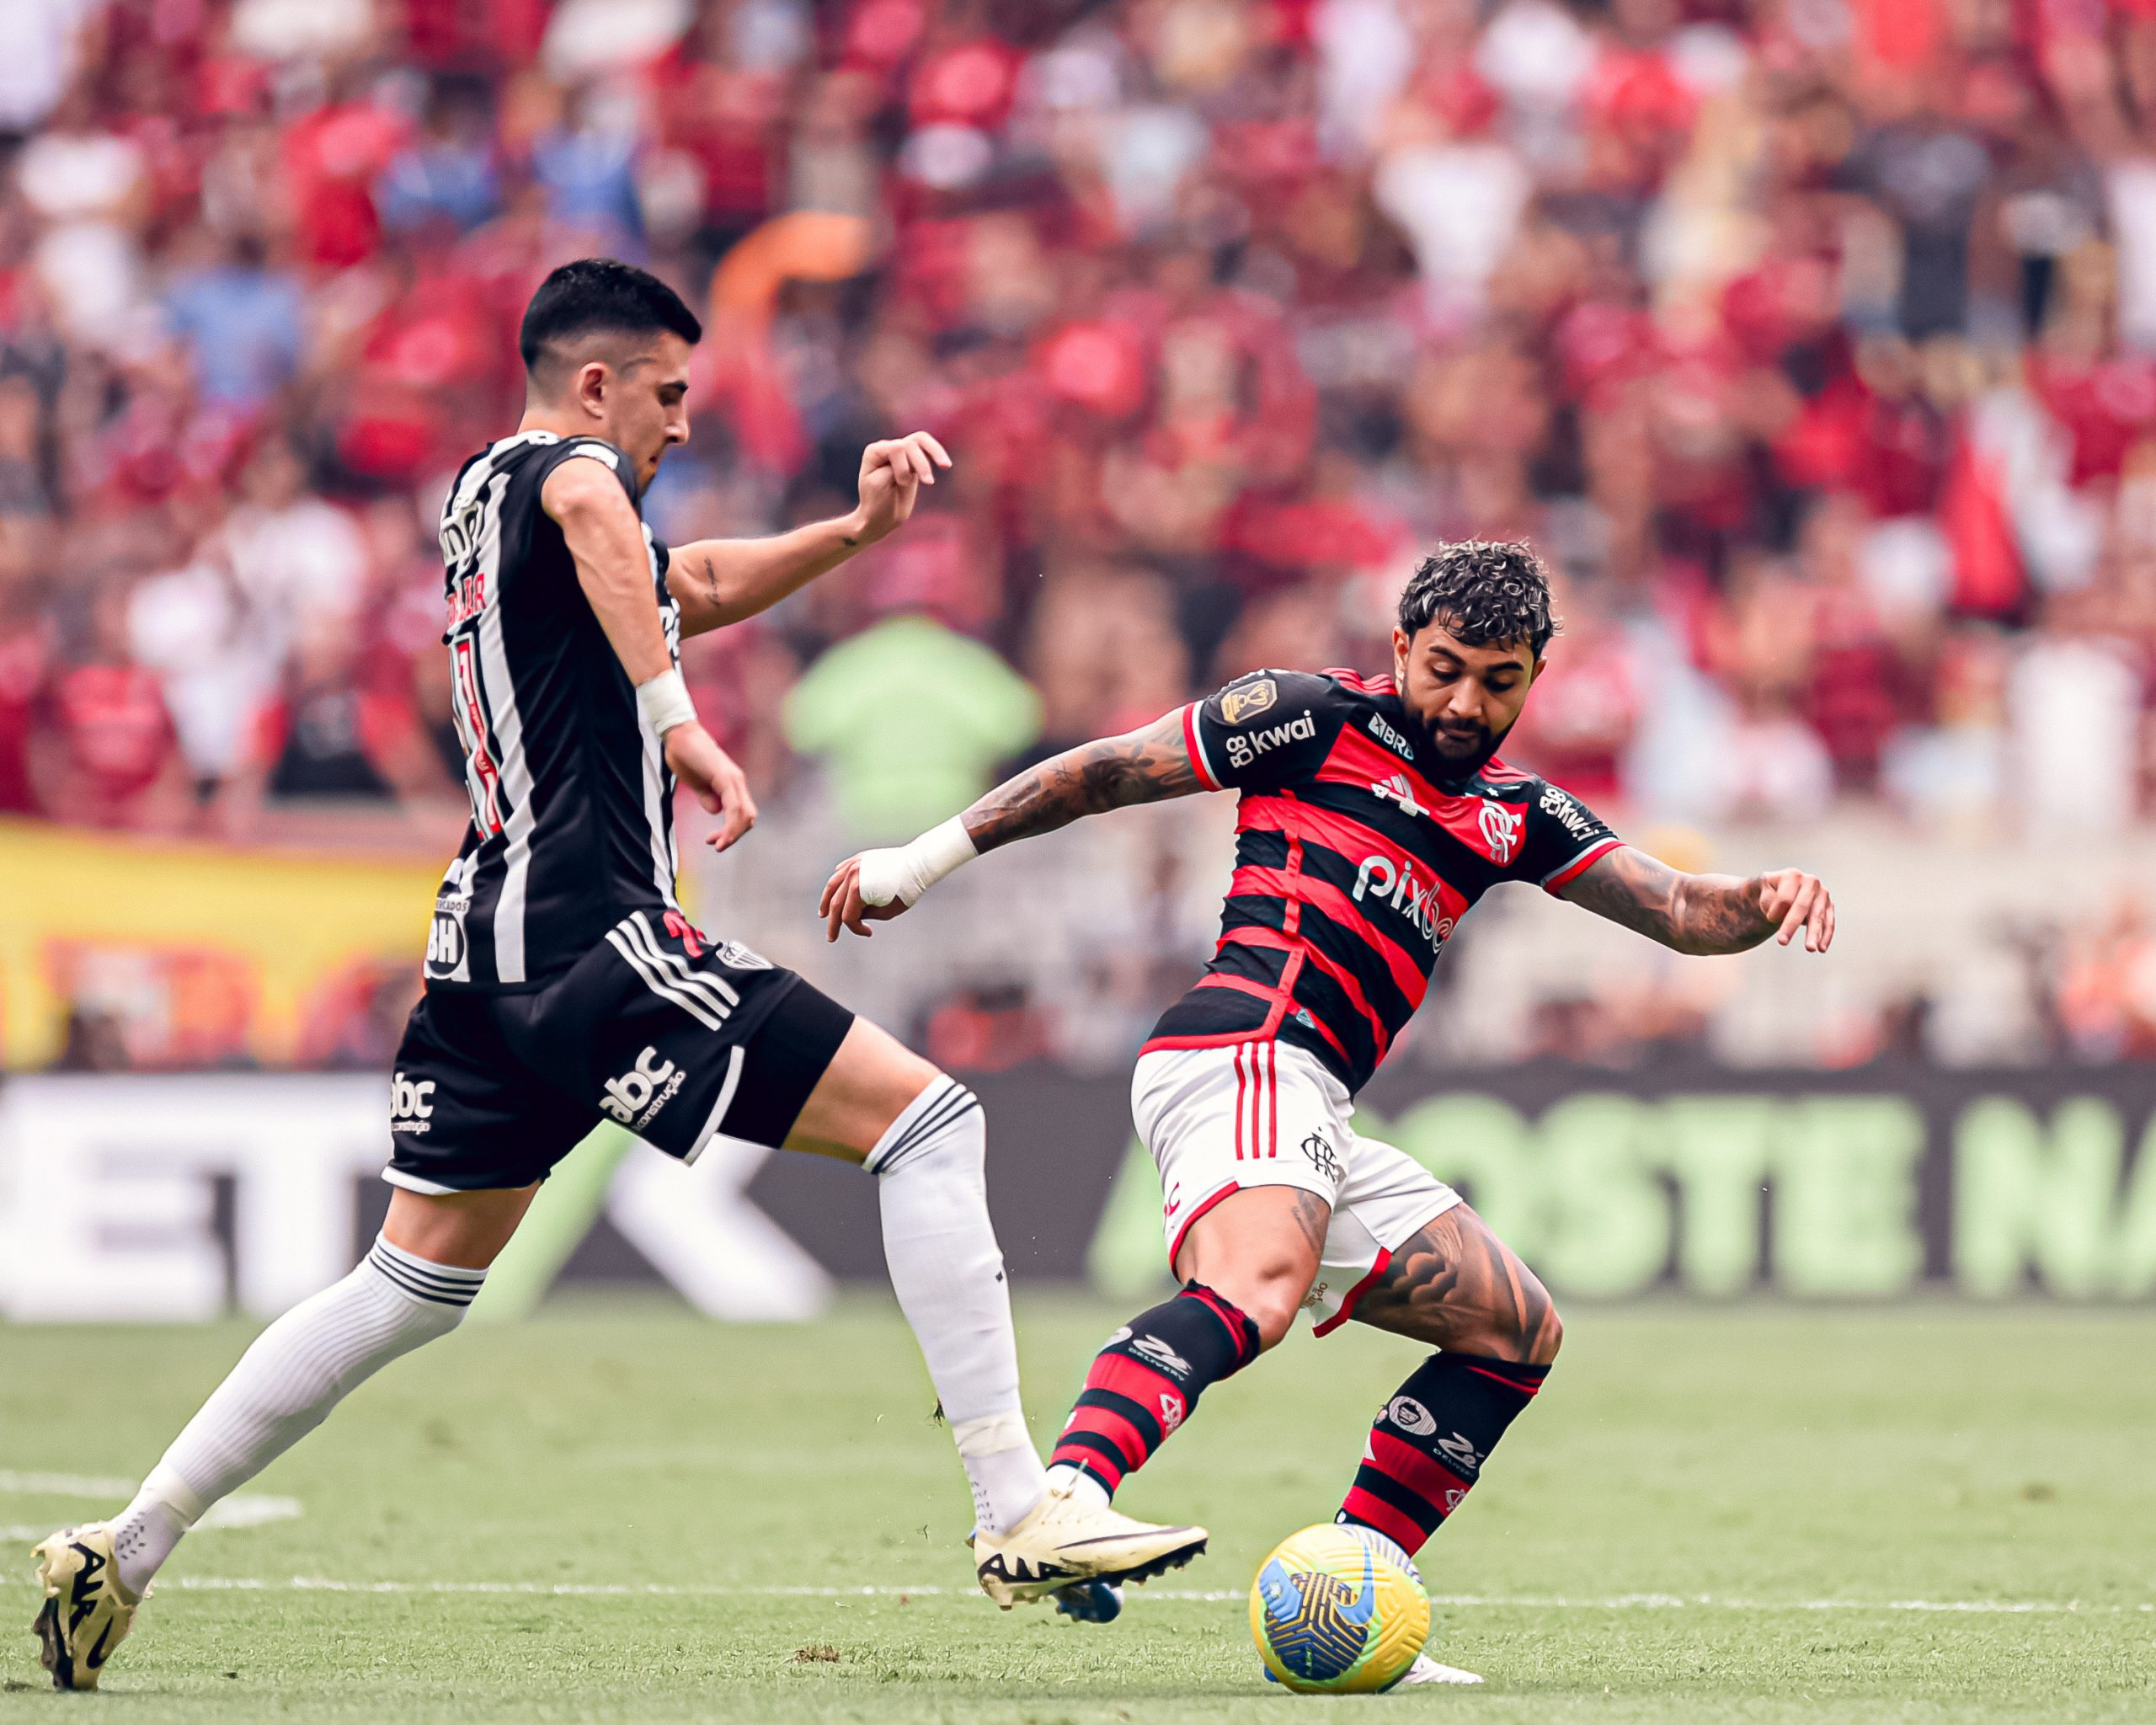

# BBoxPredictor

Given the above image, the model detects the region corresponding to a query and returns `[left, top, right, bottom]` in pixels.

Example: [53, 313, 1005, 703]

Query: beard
[1421, 714, 1511, 779]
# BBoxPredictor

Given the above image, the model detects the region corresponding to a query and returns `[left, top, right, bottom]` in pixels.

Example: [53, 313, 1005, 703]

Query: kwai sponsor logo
[1224, 709, 1316, 771]
[1539, 784, 1595, 841]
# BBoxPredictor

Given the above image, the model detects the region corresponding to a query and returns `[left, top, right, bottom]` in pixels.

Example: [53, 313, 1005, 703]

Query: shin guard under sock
[1337, 1352, 1548, 1556]
[1049, 1282, 1261, 1494]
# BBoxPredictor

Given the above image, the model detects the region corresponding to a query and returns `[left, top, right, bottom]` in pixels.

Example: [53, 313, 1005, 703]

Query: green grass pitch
[2, 1298, 2150, 1722]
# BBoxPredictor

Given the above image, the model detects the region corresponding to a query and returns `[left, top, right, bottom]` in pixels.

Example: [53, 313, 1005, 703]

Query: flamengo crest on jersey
[427, 431, 683, 991]
[1157, 668, 1623, 1092]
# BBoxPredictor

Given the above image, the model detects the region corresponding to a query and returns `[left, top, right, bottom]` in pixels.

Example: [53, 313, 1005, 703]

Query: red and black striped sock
[1049, 1283, 1262, 1493]
[1337, 1353, 1549, 1557]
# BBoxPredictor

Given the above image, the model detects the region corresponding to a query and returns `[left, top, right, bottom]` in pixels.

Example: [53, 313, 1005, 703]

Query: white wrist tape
[635, 667, 697, 736]
[855, 815, 978, 908]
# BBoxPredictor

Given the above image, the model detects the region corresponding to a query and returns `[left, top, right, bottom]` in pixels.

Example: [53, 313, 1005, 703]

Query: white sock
[1045, 1461, 1113, 1510]
[867, 1076, 1047, 1535]
[109, 1236, 484, 1595]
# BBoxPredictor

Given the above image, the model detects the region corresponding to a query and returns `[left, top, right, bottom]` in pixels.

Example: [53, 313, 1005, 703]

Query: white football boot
[972, 1479, 1207, 1608]
[1396, 1653, 1484, 1685]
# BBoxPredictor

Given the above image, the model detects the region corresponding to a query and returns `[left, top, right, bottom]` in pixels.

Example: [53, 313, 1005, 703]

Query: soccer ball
[1249, 1522, 1431, 1693]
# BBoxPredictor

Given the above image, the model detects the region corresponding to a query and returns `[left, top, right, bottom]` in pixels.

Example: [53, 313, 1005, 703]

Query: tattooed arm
[962, 708, 1202, 852]
[820, 709, 1204, 939]
[1558, 845, 1835, 955]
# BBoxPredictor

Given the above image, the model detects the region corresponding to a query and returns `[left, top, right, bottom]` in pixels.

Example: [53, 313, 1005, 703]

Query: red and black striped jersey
[1145, 666, 1623, 1092]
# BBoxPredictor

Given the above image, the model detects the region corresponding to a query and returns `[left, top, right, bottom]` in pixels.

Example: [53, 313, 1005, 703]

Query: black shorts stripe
[364, 1247, 481, 1294]
[870, 1081, 980, 1175]
[366, 1247, 480, 1307]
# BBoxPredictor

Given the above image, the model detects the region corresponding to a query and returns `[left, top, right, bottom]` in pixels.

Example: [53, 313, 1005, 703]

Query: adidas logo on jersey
[1367, 713, 1416, 759]
[1223, 710, 1315, 771]
[390, 1071, 437, 1135]
[600, 1046, 687, 1130]
[1369, 772, 1426, 819]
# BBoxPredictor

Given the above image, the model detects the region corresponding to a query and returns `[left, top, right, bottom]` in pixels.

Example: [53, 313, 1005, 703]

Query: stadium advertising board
[3, 1063, 2153, 1319]
[0, 820, 438, 1071]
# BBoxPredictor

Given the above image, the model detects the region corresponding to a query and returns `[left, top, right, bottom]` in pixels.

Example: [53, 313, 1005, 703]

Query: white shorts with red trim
[1133, 1039, 1461, 1338]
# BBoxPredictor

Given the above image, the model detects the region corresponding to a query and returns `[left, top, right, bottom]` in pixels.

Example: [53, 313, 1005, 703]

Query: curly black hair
[1396, 540, 1560, 658]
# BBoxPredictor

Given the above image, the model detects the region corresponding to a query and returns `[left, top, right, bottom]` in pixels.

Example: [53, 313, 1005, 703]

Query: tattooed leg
[1350, 1204, 1562, 1363]
[1335, 1205, 1561, 1557]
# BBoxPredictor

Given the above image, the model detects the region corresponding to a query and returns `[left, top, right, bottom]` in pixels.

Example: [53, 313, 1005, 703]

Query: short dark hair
[518, 258, 703, 375]
[1396, 539, 1560, 658]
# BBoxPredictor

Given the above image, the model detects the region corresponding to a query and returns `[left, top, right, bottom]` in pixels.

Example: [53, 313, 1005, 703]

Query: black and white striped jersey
[424, 430, 683, 991]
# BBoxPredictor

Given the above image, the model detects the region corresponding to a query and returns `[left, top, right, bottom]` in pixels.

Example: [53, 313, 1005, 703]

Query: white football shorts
[1133, 1040, 1461, 1337]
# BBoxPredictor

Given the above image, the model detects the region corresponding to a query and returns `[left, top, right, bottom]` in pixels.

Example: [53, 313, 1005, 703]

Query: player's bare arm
[819, 708, 1203, 940]
[543, 457, 756, 850]
[1560, 845, 1835, 955]
[966, 708, 1204, 849]
[668, 432, 952, 636]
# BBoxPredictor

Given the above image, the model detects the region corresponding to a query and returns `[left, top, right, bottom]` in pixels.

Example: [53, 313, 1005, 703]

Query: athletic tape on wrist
[857, 815, 978, 907]
[635, 667, 697, 736]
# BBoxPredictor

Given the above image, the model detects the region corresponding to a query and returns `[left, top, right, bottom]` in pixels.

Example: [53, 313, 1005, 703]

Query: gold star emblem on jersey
[1220, 679, 1278, 725]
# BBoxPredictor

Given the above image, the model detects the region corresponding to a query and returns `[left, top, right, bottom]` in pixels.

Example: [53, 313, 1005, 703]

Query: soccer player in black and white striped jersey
[29, 259, 1203, 1691]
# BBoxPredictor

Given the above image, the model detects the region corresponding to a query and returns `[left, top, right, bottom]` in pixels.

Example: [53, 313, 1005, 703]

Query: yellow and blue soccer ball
[1249, 1522, 1430, 1694]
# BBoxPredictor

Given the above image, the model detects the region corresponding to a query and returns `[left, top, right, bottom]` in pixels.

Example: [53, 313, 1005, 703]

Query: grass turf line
[1, 1299, 2151, 1722]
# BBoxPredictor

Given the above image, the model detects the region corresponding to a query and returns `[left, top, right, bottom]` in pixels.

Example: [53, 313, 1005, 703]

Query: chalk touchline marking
[0, 1572, 2142, 1616]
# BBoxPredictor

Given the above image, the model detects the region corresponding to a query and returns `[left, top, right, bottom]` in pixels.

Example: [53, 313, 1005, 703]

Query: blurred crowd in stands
[10, 0, 2156, 1069]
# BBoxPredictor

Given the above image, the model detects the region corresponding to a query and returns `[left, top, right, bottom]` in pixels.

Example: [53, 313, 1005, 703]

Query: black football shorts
[385, 907, 855, 1192]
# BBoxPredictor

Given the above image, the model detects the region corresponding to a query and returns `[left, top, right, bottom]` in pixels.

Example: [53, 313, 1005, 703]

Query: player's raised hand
[819, 853, 912, 941]
[1754, 868, 1834, 952]
[664, 721, 758, 852]
[851, 431, 952, 544]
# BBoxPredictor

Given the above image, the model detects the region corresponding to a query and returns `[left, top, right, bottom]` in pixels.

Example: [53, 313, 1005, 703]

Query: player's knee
[864, 1071, 984, 1179]
[1531, 1301, 1564, 1368]
[1449, 1278, 1561, 1365]
[1212, 1263, 1307, 1352]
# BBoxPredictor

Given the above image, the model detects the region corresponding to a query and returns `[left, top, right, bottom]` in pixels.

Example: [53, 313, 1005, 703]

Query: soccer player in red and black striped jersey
[823, 541, 1835, 1677]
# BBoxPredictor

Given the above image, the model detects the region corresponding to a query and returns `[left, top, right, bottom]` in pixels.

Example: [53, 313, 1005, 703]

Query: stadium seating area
[6, 0, 2156, 1069]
